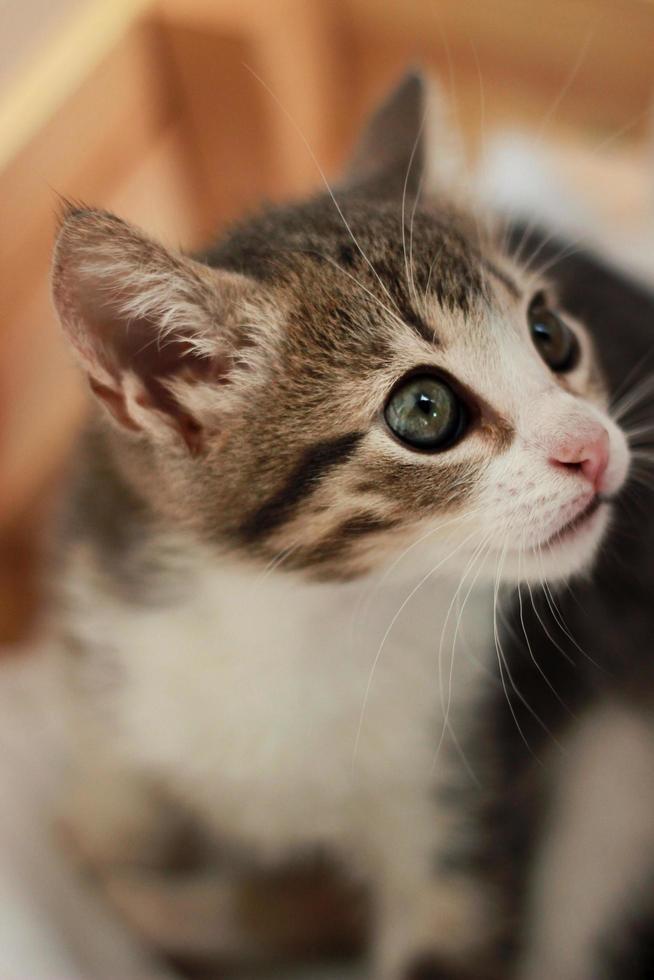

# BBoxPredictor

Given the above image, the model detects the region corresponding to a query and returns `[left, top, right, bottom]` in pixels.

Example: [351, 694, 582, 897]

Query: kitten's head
[52, 71, 629, 586]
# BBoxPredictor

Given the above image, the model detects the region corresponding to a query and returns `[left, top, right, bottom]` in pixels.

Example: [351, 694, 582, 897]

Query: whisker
[295, 247, 410, 333]
[536, 546, 604, 671]
[492, 538, 541, 761]
[498, 538, 566, 753]
[611, 371, 654, 423]
[408, 169, 426, 311]
[351, 525, 482, 769]
[626, 424, 654, 443]
[243, 64, 402, 317]
[521, 225, 588, 283]
[510, 28, 594, 267]
[248, 539, 305, 599]
[348, 509, 481, 652]
[517, 550, 575, 715]
[433, 532, 494, 775]
[523, 576, 575, 666]
[422, 243, 445, 308]
[401, 107, 427, 309]
[505, 101, 654, 267]
[522, 240, 587, 285]
[469, 41, 500, 258]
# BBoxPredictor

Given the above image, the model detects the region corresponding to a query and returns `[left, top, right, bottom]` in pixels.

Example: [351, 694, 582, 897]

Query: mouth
[539, 493, 611, 550]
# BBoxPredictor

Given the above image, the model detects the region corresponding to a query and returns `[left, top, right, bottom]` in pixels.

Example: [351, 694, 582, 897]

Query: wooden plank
[158, 0, 344, 202]
[0, 0, 154, 172]
[156, 28, 273, 236]
[0, 18, 180, 321]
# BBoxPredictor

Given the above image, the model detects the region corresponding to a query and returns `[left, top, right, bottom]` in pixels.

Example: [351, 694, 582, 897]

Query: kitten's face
[52, 74, 630, 587]
[202, 197, 628, 585]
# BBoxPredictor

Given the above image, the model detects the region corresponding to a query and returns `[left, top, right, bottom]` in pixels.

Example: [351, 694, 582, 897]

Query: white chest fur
[70, 555, 494, 859]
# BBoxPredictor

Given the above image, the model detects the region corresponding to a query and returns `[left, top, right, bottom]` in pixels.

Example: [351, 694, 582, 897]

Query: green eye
[528, 294, 578, 372]
[384, 374, 465, 451]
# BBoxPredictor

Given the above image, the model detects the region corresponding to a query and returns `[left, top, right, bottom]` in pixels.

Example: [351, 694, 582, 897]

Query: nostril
[550, 428, 610, 491]
[553, 458, 583, 474]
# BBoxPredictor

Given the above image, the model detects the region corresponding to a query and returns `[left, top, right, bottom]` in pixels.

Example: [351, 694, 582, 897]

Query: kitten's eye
[385, 374, 465, 451]
[528, 294, 578, 372]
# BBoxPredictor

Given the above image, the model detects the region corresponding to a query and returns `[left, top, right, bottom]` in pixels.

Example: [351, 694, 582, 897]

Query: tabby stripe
[289, 512, 400, 569]
[240, 432, 365, 542]
[482, 258, 521, 299]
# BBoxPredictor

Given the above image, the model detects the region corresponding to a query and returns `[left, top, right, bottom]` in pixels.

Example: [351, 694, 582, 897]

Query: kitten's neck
[186, 548, 495, 683]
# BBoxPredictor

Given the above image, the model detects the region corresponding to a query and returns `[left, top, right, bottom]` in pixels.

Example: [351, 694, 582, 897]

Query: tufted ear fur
[343, 68, 465, 197]
[52, 208, 255, 454]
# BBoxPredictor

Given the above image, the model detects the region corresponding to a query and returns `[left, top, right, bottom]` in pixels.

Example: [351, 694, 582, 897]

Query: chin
[500, 501, 612, 586]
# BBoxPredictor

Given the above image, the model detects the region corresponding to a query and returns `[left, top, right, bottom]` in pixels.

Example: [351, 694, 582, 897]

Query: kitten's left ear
[52, 208, 256, 454]
[343, 68, 464, 196]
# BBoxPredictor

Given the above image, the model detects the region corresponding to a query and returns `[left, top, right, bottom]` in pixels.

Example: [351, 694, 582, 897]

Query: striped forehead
[324, 214, 522, 349]
[210, 190, 522, 350]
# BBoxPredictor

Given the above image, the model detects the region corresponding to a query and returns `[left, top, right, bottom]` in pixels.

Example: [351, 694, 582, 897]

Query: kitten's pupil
[384, 375, 464, 451]
[528, 294, 578, 373]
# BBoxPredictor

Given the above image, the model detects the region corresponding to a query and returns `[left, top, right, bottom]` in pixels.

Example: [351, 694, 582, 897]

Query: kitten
[49, 71, 631, 979]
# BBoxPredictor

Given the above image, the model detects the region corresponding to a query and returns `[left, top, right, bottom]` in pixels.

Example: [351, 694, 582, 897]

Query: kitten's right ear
[343, 68, 464, 196]
[52, 208, 256, 454]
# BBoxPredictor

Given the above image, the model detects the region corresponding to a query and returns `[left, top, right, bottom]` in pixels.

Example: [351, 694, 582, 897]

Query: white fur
[0, 649, 177, 980]
[411, 288, 631, 584]
[62, 543, 496, 973]
[519, 704, 654, 980]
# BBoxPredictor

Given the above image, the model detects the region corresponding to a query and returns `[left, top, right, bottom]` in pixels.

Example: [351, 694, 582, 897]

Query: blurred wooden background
[1, 0, 654, 641]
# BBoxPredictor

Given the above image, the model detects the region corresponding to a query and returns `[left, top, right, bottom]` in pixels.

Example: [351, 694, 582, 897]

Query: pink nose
[550, 426, 610, 492]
